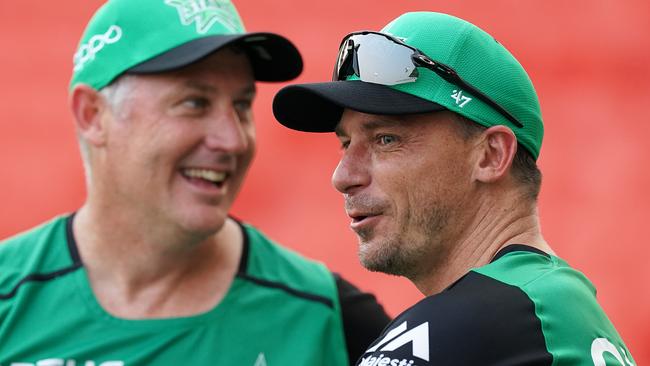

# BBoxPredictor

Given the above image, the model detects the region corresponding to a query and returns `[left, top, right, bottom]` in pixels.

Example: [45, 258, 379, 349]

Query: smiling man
[273, 11, 636, 366]
[0, 0, 389, 364]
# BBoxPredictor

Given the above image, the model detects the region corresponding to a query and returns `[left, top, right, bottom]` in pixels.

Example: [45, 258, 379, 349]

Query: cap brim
[127, 33, 302, 82]
[273, 81, 446, 132]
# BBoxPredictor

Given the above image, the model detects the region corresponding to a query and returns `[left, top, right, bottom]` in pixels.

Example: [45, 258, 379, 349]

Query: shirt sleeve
[334, 273, 392, 365]
[355, 271, 553, 365]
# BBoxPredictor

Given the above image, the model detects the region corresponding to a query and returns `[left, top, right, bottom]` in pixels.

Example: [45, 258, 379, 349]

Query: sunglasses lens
[334, 33, 418, 85]
[354, 34, 418, 85]
[333, 39, 352, 80]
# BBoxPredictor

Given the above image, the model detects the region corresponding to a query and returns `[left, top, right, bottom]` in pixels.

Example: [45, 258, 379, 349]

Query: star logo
[165, 0, 243, 34]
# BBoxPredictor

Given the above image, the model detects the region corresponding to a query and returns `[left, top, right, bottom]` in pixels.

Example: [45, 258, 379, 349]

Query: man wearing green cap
[273, 11, 635, 366]
[0, 0, 390, 364]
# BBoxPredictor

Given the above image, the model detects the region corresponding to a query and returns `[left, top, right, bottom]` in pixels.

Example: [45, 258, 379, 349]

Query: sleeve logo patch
[591, 338, 635, 366]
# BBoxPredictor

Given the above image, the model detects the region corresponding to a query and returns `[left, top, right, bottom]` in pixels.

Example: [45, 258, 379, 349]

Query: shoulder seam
[0, 263, 83, 300]
[485, 250, 559, 289]
[519, 258, 562, 289]
[237, 273, 334, 309]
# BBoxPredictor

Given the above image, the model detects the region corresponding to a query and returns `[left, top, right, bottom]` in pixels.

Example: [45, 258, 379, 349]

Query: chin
[358, 236, 411, 277]
[176, 210, 229, 237]
[359, 239, 391, 271]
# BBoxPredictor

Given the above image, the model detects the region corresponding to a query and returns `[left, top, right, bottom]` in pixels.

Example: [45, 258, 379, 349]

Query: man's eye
[234, 99, 253, 113]
[183, 97, 209, 110]
[378, 135, 397, 145]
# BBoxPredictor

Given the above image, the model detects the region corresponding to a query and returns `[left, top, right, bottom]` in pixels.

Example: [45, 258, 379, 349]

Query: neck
[73, 202, 243, 318]
[413, 190, 552, 296]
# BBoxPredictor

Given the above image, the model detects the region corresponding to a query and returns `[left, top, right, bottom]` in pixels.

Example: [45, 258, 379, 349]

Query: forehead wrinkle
[183, 80, 217, 94]
[372, 117, 406, 131]
[336, 115, 402, 137]
[361, 119, 400, 131]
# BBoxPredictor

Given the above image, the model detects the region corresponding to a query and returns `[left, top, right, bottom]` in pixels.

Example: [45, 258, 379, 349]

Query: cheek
[242, 125, 257, 162]
[392, 159, 448, 212]
[373, 162, 418, 217]
[246, 125, 257, 150]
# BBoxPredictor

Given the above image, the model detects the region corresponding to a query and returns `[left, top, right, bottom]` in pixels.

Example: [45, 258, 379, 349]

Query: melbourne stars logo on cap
[165, 0, 242, 34]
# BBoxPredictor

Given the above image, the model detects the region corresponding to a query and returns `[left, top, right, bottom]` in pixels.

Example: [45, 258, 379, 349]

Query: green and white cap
[273, 12, 543, 159]
[70, 0, 302, 90]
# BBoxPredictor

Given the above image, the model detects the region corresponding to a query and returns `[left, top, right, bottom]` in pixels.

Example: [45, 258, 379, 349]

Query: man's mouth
[181, 168, 228, 188]
[348, 211, 381, 224]
[351, 214, 370, 223]
[345, 197, 387, 229]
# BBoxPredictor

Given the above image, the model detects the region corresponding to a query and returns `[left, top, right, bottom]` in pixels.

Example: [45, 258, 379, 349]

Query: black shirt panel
[357, 271, 552, 366]
[335, 273, 392, 365]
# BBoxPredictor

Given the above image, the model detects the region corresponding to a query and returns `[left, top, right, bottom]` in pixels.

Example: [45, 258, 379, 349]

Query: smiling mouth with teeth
[182, 168, 228, 187]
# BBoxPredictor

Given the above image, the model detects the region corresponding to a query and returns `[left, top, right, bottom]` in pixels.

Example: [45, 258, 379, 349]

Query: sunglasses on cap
[333, 31, 524, 128]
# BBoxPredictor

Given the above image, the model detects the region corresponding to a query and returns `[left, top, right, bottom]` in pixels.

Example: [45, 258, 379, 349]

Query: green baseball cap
[70, 0, 302, 91]
[273, 12, 543, 159]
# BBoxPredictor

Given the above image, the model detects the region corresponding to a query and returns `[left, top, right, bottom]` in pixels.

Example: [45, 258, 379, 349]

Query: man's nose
[332, 142, 371, 194]
[204, 105, 249, 153]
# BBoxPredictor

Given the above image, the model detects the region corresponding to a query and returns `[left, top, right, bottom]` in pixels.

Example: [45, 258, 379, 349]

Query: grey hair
[77, 75, 132, 184]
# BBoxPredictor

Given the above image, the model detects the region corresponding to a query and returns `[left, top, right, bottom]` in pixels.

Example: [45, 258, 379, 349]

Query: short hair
[76, 75, 133, 184]
[453, 114, 542, 200]
[99, 75, 133, 113]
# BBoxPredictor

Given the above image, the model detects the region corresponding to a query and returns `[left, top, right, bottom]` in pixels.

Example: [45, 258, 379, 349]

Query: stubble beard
[357, 201, 450, 281]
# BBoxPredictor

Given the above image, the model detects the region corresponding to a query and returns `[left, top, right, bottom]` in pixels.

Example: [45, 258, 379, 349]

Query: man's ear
[69, 84, 109, 147]
[472, 125, 518, 183]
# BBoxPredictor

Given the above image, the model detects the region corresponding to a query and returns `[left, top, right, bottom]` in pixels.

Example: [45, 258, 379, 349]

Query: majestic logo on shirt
[591, 338, 635, 366]
[358, 354, 416, 366]
[359, 321, 429, 365]
[165, 0, 242, 34]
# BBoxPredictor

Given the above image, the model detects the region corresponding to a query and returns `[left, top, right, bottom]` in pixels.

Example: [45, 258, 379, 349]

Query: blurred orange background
[0, 0, 648, 362]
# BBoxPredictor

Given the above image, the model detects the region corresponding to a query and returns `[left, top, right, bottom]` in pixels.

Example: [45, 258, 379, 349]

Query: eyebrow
[183, 80, 257, 97]
[335, 118, 400, 137]
[240, 84, 257, 98]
